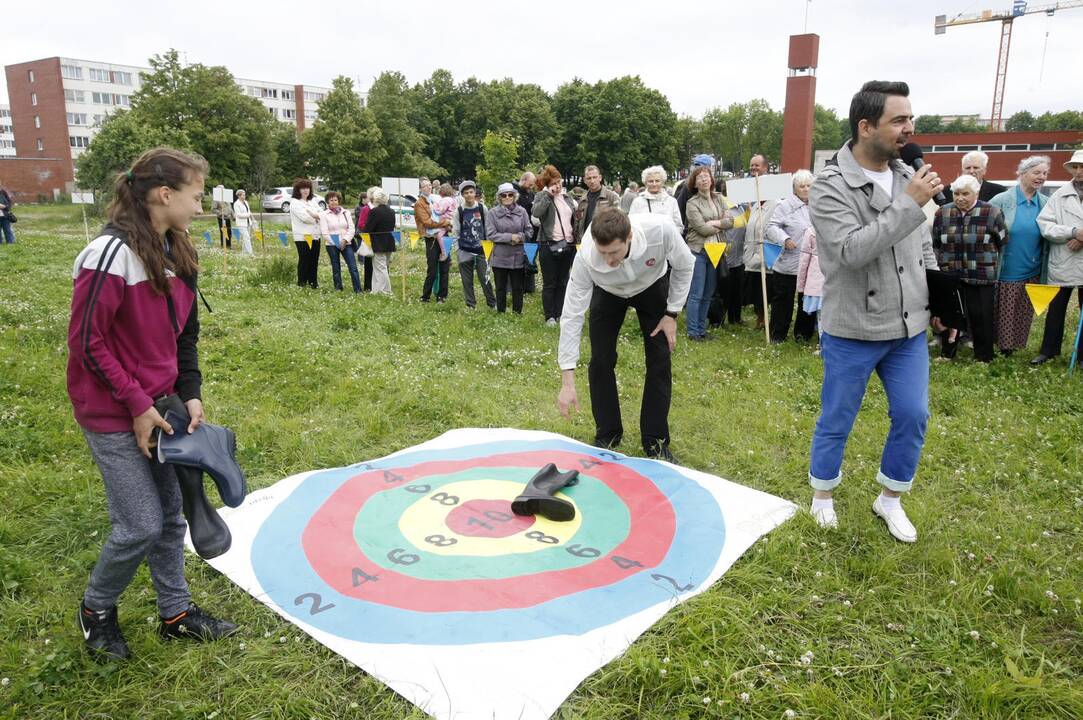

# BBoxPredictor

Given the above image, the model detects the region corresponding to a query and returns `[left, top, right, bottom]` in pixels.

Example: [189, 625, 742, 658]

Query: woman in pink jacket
[318, 191, 359, 292]
[797, 226, 825, 346]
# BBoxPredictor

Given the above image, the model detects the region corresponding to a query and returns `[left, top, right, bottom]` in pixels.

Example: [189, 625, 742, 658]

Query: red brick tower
[781, 34, 819, 173]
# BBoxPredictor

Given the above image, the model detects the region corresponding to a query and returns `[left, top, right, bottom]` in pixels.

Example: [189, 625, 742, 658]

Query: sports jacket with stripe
[66, 228, 202, 433]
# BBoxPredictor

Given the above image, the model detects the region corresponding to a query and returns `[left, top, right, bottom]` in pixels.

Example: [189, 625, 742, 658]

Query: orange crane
[935, 1, 1083, 130]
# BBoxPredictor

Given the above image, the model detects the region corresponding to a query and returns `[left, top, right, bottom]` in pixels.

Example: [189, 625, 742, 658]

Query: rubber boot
[511, 463, 580, 522]
[175, 463, 232, 559]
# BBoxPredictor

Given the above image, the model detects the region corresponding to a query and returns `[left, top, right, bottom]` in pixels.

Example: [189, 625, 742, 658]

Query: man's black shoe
[79, 600, 130, 662]
[645, 442, 676, 464]
[1030, 353, 1054, 366]
[594, 434, 622, 451]
[159, 603, 239, 642]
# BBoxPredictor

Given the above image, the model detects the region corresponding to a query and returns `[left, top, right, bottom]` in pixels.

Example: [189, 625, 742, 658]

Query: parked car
[387, 193, 417, 228]
[262, 186, 326, 213]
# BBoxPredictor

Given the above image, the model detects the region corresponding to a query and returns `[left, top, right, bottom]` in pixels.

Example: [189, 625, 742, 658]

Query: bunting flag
[1025, 283, 1061, 316]
[330, 234, 341, 250]
[195, 428, 796, 720]
[704, 242, 728, 269]
[232, 228, 241, 241]
[482, 240, 494, 261]
[278, 231, 289, 247]
[523, 242, 539, 265]
[442, 235, 454, 256]
[730, 211, 747, 229]
[762, 242, 782, 270]
[361, 234, 373, 249]
[203, 231, 214, 247]
[304, 234, 313, 250]
[1069, 308, 1083, 376]
[254, 230, 264, 243]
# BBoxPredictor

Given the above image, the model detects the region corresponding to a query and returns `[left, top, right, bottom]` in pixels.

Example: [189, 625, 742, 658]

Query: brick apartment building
[1, 56, 331, 201]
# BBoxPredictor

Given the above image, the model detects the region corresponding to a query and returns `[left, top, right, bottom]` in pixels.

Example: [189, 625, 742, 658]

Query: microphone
[900, 143, 948, 205]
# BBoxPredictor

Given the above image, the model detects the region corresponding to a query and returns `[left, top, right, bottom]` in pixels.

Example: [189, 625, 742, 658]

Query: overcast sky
[3, 0, 1081, 121]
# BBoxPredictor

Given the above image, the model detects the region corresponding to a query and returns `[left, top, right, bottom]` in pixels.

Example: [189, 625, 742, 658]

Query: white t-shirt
[862, 167, 894, 198]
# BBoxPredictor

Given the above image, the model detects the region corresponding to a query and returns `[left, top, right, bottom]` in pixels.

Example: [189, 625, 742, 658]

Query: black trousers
[1038, 286, 1083, 357]
[362, 255, 373, 292]
[588, 275, 672, 453]
[422, 237, 450, 300]
[524, 254, 538, 294]
[217, 217, 232, 248]
[767, 273, 816, 342]
[962, 283, 997, 362]
[493, 267, 525, 313]
[539, 243, 576, 321]
[717, 264, 745, 324]
[294, 240, 320, 288]
[744, 269, 766, 313]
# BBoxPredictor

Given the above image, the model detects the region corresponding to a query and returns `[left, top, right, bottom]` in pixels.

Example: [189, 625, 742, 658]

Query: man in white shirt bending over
[556, 209, 694, 462]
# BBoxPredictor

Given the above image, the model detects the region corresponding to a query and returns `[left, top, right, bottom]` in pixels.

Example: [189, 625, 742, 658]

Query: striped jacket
[66, 228, 201, 432]
[932, 201, 1007, 283]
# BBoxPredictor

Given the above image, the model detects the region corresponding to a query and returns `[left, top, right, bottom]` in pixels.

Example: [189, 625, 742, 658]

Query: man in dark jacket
[942, 150, 1006, 203]
[572, 165, 621, 242]
[514, 171, 538, 292]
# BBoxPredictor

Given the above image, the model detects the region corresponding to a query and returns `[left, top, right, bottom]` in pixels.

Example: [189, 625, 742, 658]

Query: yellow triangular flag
[361, 233, 372, 248]
[253, 230, 263, 242]
[304, 234, 313, 250]
[704, 241, 728, 268]
[1025, 283, 1060, 316]
[409, 233, 419, 250]
[482, 240, 494, 261]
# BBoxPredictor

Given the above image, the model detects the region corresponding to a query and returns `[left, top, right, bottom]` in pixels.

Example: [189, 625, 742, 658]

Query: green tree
[700, 103, 747, 172]
[409, 69, 462, 178]
[812, 104, 848, 154]
[1005, 110, 1035, 132]
[475, 131, 521, 201]
[551, 79, 593, 175]
[301, 76, 384, 199]
[744, 99, 784, 167]
[943, 117, 986, 133]
[132, 50, 276, 188]
[367, 71, 444, 178]
[74, 109, 188, 198]
[1034, 110, 1083, 131]
[914, 115, 944, 133]
[674, 115, 704, 171]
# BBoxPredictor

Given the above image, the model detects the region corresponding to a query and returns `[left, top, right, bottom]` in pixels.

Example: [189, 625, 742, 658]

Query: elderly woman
[932, 175, 1008, 362]
[232, 189, 254, 255]
[989, 156, 1050, 355]
[531, 165, 578, 325]
[1032, 151, 1083, 365]
[486, 182, 533, 314]
[0, 179, 15, 244]
[684, 165, 734, 340]
[289, 178, 323, 288]
[765, 170, 818, 343]
[319, 191, 359, 293]
[629, 166, 682, 230]
[363, 186, 397, 295]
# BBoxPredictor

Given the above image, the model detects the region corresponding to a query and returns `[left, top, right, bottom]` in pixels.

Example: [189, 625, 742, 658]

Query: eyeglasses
[499, 192, 515, 198]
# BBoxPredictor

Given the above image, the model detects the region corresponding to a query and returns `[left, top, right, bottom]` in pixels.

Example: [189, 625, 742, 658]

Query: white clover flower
[832, 667, 843, 677]
[842, 599, 852, 608]
[738, 691, 751, 703]
[279, 636, 287, 643]
[702, 696, 711, 705]
[662, 656, 670, 663]
[702, 660, 710, 667]
[948, 580, 957, 586]
[968, 630, 980, 641]
[784, 710, 797, 719]
[691, 676, 701, 685]
[659, 669, 667, 676]
[1, 678, 9, 687]
[239, 643, 246, 650]
[800, 651, 814, 665]
[1046, 590, 1059, 600]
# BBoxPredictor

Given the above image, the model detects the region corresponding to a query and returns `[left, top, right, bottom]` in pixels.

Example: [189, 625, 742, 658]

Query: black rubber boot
[175, 463, 232, 559]
[511, 463, 580, 522]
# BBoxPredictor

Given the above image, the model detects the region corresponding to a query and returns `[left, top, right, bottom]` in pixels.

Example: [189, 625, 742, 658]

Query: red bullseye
[445, 499, 534, 538]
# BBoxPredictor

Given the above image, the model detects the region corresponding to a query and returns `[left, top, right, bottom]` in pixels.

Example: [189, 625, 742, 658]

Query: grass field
[1, 203, 1081, 719]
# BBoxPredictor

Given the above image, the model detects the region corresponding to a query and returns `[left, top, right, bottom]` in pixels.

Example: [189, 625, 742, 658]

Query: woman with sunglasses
[487, 182, 533, 313]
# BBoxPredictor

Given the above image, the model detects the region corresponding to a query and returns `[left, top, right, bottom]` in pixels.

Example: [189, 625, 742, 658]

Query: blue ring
[251, 439, 725, 644]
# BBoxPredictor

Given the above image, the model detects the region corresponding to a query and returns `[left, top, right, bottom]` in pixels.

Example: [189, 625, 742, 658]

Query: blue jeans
[685, 250, 717, 337]
[0, 217, 14, 244]
[809, 331, 929, 493]
[326, 243, 361, 292]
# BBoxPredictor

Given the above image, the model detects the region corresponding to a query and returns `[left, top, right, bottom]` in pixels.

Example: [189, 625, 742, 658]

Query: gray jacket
[809, 142, 938, 341]
[531, 190, 577, 245]
[485, 203, 533, 270]
[765, 194, 811, 276]
[741, 199, 779, 273]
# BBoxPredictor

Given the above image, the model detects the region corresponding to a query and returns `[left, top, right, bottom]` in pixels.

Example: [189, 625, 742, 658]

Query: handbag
[5, 211, 16, 224]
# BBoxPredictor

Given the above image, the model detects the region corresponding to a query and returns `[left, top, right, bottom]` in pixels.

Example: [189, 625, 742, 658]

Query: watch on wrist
[664, 310, 679, 319]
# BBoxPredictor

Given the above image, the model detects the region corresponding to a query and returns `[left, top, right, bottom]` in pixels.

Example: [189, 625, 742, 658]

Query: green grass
[1, 204, 1081, 719]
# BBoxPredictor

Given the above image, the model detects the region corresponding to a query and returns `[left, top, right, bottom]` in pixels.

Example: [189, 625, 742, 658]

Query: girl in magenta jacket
[67, 147, 238, 662]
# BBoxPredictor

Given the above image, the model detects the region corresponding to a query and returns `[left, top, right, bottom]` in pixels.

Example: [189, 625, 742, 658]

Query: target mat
[197, 429, 796, 719]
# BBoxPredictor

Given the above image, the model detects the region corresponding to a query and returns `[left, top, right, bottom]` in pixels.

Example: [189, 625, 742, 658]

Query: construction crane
[935, 1, 1083, 130]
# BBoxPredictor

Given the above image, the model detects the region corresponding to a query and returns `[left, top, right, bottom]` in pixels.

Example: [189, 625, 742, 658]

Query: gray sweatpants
[82, 429, 191, 617]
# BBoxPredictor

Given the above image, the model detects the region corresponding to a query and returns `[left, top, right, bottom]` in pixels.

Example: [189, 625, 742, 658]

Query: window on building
[0, 109, 9, 119]
[65, 89, 87, 103]
[980, 145, 1004, 152]
[268, 107, 277, 117]
[261, 88, 279, 99]
[70, 136, 91, 148]
[1005, 144, 1028, 151]
[932, 145, 954, 152]
[303, 91, 325, 102]
[112, 71, 132, 85]
[31, 92, 38, 106]
[956, 145, 979, 151]
[0, 140, 15, 149]
[67, 113, 87, 126]
[1030, 143, 1055, 151]
[28, 69, 36, 83]
[282, 90, 294, 100]
[34, 116, 41, 129]
[282, 108, 296, 120]
[89, 68, 110, 82]
[0, 124, 11, 133]
[37, 138, 44, 151]
[61, 64, 83, 80]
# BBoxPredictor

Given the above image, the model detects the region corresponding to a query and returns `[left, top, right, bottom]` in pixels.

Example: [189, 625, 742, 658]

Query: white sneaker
[872, 496, 917, 543]
[810, 503, 837, 529]
[546, 318, 558, 327]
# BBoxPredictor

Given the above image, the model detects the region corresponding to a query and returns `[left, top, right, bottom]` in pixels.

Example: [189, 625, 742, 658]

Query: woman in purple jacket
[486, 182, 533, 313]
[67, 147, 237, 662]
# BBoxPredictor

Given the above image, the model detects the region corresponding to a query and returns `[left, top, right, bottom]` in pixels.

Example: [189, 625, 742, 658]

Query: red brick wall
[913, 130, 1081, 182]
[0, 157, 71, 201]
[5, 57, 74, 186]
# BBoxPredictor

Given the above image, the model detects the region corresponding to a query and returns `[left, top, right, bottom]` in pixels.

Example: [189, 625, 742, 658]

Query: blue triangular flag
[232, 228, 241, 240]
[392, 230, 402, 247]
[442, 235, 454, 256]
[523, 242, 539, 265]
[203, 230, 213, 247]
[278, 231, 289, 247]
[763, 242, 782, 270]
[330, 234, 341, 249]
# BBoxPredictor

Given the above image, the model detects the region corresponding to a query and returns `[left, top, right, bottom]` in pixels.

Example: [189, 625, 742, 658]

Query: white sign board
[726, 173, 794, 204]
[72, 192, 95, 204]
[382, 177, 420, 199]
[212, 186, 234, 203]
